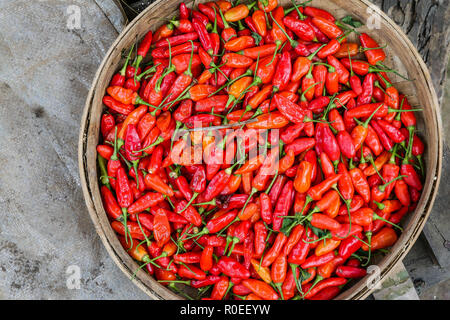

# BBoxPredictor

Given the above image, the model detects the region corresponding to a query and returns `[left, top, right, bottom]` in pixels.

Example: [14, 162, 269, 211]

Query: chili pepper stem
[111, 127, 120, 161]
[373, 200, 385, 211]
[121, 208, 134, 249]
[404, 126, 415, 164]
[266, 40, 282, 67]
[362, 231, 372, 267]
[135, 213, 151, 246]
[226, 237, 240, 256]
[134, 136, 164, 153]
[98, 155, 111, 190]
[274, 282, 285, 300]
[376, 62, 412, 81]
[120, 44, 135, 76]
[378, 175, 407, 193]
[282, 196, 313, 235]
[288, 0, 308, 19]
[264, 171, 279, 194]
[131, 258, 150, 279]
[367, 156, 386, 183]
[168, 283, 195, 300]
[179, 192, 199, 213]
[354, 102, 384, 128]
[417, 155, 425, 176]
[290, 264, 304, 295]
[136, 62, 161, 82]
[301, 275, 324, 299]
[193, 198, 216, 206]
[333, 186, 353, 239]
[335, 21, 361, 36]
[223, 281, 234, 300]
[373, 212, 403, 231]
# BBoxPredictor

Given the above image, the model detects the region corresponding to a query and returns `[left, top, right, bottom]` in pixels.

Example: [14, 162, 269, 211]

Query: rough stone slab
[94, 0, 127, 32]
[0, 0, 147, 299]
[402, 233, 450, 296]
[419, 278, 450, 300]
[419, 60, 450, 269]
[373, 262, 420, 300]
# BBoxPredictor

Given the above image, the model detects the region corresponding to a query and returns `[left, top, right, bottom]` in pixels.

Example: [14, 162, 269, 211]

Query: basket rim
[78, 0, 443, 300]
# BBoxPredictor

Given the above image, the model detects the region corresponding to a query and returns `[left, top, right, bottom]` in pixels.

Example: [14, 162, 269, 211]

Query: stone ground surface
[0, 0, 148, 300]
[0, 0, 448, 300]
[406, 59, 450, 300]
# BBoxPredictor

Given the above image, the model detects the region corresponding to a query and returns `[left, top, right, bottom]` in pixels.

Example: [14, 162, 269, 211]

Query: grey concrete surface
[403, 58, 450, 300]
[0, 0, 448, 300]
[0, 0, 148, 299]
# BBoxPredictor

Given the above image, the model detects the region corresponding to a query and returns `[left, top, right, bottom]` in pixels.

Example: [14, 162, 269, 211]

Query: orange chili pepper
[224, 3, 256, 22]
[252, 10, 267, 36]
[294, 161, 313, 193]
[241, 279, 279, 300]
[362, 227, 397, 251]
[363, 151, 391, 176]
[144, 173, 174, 197]
[224, 35, 255, 51]
[235, 154, 266, 175]
[220, 174, 242, 195]
[334, 43, 359, 58]
[250, 259, 272, 283]
[118, 105, 148, 141]
[315, 239, 341, 256]
[246, 112, 289, 129]
[258, 0, 278, 12]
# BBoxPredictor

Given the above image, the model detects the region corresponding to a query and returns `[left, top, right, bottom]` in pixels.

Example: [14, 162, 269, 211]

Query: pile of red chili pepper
[96, 0, 425, 300]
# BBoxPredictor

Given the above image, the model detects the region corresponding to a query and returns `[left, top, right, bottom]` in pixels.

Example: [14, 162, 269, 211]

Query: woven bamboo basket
[79, 0, 443, 300]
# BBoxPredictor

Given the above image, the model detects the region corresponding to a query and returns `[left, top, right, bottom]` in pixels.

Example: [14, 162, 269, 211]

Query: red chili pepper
[218, 256, 251, 279]
[101, 114, 115, 139]
[339, 233, 363, 259]
[335, 265, 367, 278]
[101, 185, 122, 220]
[262, 232, 287, 267]
[327, 55, 349, 84]
[309, 286, 341, 300]
[312, 17, 343, 39]
[174, 252, 202, 264]
[283, 16, 316, 42]
[359, 33, 386, 66]
[282, 225, 304, 257]
[103, 96, 135, 115]
[304, 6, 335, 22]
[210, 276, 230, 300]
[242, 279, 279, 300]
[179, 2, 190, 19]
[272, 180, 294, 231]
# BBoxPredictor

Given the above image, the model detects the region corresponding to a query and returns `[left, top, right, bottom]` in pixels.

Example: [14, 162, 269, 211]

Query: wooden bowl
[78, 0, 443, 300]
